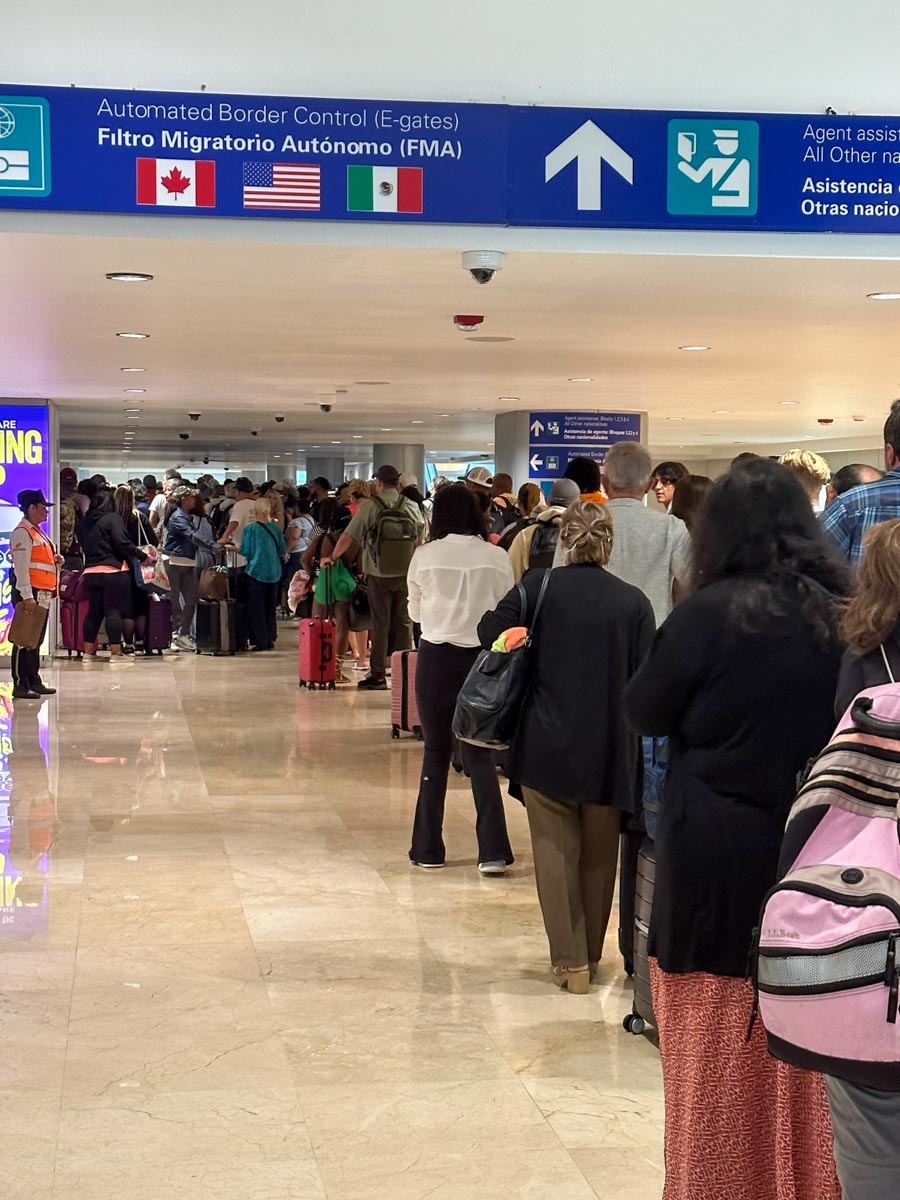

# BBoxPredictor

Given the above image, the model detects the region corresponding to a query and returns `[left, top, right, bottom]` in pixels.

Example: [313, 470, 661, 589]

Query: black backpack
[528, 519, 560, 571]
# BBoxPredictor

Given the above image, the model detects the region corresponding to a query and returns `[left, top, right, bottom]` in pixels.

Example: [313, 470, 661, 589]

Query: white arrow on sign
[545, 120, 634, 211]
[530, 453, 543, 471]
[530, 418, 545, 437]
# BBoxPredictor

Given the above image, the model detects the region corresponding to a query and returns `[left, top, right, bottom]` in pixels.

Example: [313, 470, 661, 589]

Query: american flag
[242, 162, 321, 209]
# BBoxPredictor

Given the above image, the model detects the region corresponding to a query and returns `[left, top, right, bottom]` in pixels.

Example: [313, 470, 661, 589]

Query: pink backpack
[755, 676, 900, 1091]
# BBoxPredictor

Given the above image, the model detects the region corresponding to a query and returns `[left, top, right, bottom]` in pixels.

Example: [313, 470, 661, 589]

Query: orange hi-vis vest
[22, 522, 58, 594]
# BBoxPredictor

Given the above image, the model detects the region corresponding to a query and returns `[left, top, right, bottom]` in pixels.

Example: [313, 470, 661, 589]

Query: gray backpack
[366, 497, 419, 576]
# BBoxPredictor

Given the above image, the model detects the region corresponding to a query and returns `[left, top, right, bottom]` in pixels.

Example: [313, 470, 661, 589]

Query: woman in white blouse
[407, 483, 516, 875]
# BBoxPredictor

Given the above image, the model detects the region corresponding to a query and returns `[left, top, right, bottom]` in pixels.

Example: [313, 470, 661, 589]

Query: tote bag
[452, 571, 550, 751]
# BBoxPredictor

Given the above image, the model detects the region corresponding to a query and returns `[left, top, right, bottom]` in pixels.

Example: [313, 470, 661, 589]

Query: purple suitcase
[60, 599, 88, 656]
[145, 595, 173, 655]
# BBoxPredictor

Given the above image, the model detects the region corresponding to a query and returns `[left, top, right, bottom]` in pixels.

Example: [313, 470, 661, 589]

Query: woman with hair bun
[478, 501, 655, 992]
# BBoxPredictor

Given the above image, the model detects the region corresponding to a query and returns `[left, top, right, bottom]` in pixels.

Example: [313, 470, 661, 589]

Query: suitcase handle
[851, 695, 900, 739]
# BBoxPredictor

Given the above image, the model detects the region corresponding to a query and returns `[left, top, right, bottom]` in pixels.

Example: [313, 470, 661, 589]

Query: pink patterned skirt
[650, 961, 842, 1200]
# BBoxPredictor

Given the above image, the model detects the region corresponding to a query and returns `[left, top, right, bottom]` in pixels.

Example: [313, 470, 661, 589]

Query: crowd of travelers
[36, 410, 900, 1198]
[395, 429, 900, 1200]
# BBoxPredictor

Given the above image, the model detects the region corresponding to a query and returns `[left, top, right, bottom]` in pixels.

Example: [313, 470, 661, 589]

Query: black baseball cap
[18, 489, 54, 511]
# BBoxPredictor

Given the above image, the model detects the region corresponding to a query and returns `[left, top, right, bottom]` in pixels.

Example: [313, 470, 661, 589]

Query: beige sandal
[550, 965, 591, 994]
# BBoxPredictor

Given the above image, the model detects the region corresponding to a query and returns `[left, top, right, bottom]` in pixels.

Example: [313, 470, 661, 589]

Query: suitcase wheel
[327, 682, 335, 691]
[413, 726, 423, 741]
[391, 726, 400, 740]
[623, 1013, 646, 1036]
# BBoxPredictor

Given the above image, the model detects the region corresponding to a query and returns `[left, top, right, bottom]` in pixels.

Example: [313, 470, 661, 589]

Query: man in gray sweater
[554, 442, 690, 626]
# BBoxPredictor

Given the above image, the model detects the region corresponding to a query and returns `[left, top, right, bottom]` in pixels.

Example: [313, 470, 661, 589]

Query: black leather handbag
[452, 571, 550, 750]
[349, 578, 371, 632]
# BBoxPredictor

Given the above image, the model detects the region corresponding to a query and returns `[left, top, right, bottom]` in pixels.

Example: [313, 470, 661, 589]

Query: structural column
[371, 444, 425, 486]
[305, 456, 345, 487]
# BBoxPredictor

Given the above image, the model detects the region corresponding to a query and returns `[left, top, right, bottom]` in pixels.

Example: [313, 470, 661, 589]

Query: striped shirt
[821, 469, 900, 566]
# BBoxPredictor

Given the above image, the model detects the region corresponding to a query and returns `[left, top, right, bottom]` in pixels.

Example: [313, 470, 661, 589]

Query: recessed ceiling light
[124, 388, 145, 393]
[498, 397, 520, 403]
[106, 272, 154, 283]
[380, 428, 392, 432]
[273, 454, 280, 458]
[312, 445, 321, 449]
[678, 345, 710, 352]
[352, 435, 363, 439]
[667, 417, 686, 422]
[354, 380, 390, 386]
[124, 408, 141, 413]
[411, 420, 424, 425]
[713, 409, 731, 414]
[438, 413, 451, 418]
[125, 415, 141, 421]
[120, 367, 145, 373]
[867, 292, 900, 301]
[779, 400, 799, 406]
[330, 440, 341, 444]
[116, 332, 150, 339]
[568, 377, 593, 383]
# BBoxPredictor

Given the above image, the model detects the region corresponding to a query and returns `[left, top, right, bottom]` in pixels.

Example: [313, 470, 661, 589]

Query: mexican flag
[136, 158, 216, 207]
[347, 166, 423, 213]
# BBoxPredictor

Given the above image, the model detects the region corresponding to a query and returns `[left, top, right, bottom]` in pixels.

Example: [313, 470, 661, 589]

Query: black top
[624, 578, 842, 977]
[478, 564, 655, 809]
[80, 511, 145, 568]
[835, 627, 900, 719]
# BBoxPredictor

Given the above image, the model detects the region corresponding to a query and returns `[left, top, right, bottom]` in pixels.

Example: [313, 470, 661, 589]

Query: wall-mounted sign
[528, 411, 643, 479]
[0, 404, 51, 657]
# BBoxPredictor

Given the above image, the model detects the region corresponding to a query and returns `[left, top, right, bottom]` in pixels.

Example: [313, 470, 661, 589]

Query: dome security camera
[320, 403, 332, 413]
[250, 429, 260, 436]
[274, 413, 285, 423]
[202, 455, 210, 465]
[188, 411, 202, 422]
[178, 431, 190, 441]
[461, 249, 505, 284]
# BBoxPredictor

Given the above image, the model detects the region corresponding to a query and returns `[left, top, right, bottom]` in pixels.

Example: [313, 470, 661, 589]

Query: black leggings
[409, 639, 513, 866]
[84, 572, 133, 646]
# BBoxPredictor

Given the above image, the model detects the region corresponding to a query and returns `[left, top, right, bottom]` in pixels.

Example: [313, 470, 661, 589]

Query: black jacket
[80, 511, 145, 569]
[478, 563, 655, 809]
[624, 578, 843, 977]
[835, 626, 900, 719]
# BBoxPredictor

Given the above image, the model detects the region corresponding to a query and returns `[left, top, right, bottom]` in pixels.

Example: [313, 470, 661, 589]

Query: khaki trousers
[523, 788, 621, 969]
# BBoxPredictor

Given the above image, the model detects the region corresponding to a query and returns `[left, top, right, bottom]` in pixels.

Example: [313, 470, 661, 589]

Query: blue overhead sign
[528, 411, 642, 480]
[5, 83, 900, 234]
[0, 85, 508, 225]
[509, 105, 900, 233]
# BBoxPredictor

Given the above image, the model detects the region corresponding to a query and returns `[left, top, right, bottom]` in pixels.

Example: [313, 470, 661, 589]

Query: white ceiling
[2, 228, 900, 471]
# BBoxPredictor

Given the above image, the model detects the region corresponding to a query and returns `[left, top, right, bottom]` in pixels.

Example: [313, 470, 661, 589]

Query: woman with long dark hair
[407, 483, 515, 874]
[625, 457, 848, 1200]
[114, 484, 157, 654]
[80, 489, 150, 665]
[669, 473, 713, 532]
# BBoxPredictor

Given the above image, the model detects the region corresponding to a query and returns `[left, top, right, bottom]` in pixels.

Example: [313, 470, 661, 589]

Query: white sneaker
[108, 655, 134, 667]
[174, 635, 194, 651]
[478, 861, 508, 877]
[81, 652, 100, 667]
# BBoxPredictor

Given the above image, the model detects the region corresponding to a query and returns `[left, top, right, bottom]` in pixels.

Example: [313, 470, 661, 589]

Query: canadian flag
[136, 158, 216, 207]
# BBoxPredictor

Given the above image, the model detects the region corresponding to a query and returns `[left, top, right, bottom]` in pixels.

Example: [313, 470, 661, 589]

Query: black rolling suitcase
[195, 598, 237, 656]
[623, 839, 657, 1036]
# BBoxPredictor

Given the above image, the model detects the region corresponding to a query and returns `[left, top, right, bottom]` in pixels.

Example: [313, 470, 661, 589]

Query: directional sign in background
[528, 411, 642, 479]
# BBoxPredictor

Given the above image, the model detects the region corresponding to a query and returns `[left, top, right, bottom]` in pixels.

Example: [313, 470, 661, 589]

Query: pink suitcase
[299, 618, 336, 689]
[391, 649, 422, 740]
[60, 599, 88, 656]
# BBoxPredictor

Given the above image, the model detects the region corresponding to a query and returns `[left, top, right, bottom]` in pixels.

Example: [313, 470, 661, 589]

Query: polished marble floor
[1, 636, 663, 1199]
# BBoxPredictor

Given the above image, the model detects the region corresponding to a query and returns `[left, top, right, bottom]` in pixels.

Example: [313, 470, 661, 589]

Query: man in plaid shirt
[822, 401, 900, 566]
